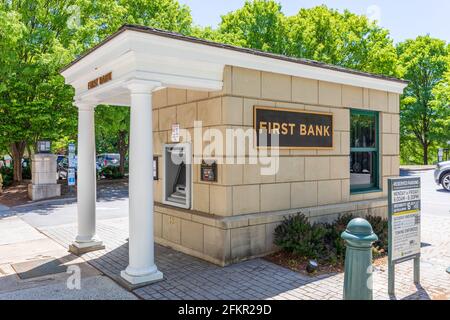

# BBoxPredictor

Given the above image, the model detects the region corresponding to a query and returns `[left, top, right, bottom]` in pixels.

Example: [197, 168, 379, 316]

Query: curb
[11, 197, 77, 210]
[400, 167, 435, 172]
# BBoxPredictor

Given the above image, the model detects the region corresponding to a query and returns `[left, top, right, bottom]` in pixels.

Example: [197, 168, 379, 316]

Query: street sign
[68, 143, 76, 187]
[388, 177, 421, 295]
[438, 148, 444, 162]
[68, 168, 76, 186]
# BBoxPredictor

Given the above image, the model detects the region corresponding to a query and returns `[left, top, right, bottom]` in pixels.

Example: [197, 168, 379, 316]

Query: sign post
[388, 177, 421, 296]
[68, 143, 76, 188]
[438, 148, 444, 162]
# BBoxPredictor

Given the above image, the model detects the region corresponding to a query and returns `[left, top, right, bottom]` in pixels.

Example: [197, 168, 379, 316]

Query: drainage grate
[11, 258, 67, 280]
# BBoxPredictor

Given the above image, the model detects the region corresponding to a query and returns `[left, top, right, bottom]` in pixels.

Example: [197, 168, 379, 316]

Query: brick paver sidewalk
[38, 211, 450, 300]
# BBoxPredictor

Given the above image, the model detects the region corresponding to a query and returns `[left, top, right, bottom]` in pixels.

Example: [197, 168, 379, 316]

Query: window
[350, 110, 379, 192]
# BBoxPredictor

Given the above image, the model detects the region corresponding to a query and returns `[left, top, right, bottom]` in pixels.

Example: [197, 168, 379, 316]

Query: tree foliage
[0, 0, 193, 181]
[197, 2, 398, 77]
[397, 36, 449, 164]
[0, 2, 77, 181]
[286, 5, 398, 76]
[95, 105, 130, 176]
[217, 0, 286, 54]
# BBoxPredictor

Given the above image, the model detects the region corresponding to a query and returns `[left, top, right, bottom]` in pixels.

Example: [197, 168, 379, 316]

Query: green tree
[0, 0, 193, 182]
[71, 0, 192, 54]
[286, 5, 398, 76]
[95, 105, 130, 176]
[430, 58, 450, 158]
[0, 3, 76, 182]
[397, 36, 449, 165]
[216, 0, 286, 53]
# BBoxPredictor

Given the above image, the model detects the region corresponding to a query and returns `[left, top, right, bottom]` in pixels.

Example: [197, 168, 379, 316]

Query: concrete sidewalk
[0, 215, 137, 300]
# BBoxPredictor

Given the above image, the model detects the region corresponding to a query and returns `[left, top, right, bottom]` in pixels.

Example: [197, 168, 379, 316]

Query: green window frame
[350, 109, 380, 193]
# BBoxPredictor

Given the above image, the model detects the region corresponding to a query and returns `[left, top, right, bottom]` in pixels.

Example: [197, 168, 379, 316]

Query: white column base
[69, 238, 105, 255]
[119, 269, 163, 290]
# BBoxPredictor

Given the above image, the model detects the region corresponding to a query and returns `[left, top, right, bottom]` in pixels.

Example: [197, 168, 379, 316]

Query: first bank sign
[254, 106, 333, 149]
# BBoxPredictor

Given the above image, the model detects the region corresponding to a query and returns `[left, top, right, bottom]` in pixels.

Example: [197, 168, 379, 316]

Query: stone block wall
[151, 65, 400, 265]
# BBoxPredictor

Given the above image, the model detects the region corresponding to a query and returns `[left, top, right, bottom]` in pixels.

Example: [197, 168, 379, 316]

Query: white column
[120, 80, 163, 286]
[69, 101, 104, 254]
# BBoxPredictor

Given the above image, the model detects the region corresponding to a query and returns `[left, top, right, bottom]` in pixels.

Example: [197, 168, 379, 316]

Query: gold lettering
[316, 125, 322, 136]
[281, 123, 289, 135]
[259, 122, 267, 133]
[323, 126, 330, 136]
[272, 122, 280, 134]
[300, 124, 307, 135]
[308, 125, 315, 136]
[289, 123, 296, 135]
[88, 72, 112, 90]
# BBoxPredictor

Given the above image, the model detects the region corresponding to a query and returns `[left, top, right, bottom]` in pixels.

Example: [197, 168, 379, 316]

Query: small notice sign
[68, 168, 76, 186]
[388, 176, 421, 294]
[171, 123, 180, 143]
[153, 156, 158, 180]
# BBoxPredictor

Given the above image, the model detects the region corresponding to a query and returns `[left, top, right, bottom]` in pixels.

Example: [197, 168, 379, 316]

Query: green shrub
[22, 164, 31, 180]
[325, 213, 355, 263]
[274, 212, 389, 264]
[0, 166, 13, 188]
[274, 214, 328, 260]
[366, 215, 388, 257]
[100, 166, 124, 179]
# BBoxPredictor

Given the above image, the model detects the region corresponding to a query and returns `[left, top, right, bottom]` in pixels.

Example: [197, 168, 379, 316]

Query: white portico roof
[61, 24, 408, 106]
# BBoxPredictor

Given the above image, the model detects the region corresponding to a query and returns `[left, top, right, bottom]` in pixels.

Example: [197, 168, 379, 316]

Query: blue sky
[178, 0, 450, 43]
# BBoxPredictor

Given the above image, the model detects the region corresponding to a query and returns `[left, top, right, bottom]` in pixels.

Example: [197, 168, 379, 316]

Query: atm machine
[162, 143, 191, 209]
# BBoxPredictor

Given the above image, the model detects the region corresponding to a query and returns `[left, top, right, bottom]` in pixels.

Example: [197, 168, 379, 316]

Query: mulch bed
[0, 182, 31, 207]
[265, 251, 344, 277]
[265, 250, 387, 277]
[0, 178, 129, 207]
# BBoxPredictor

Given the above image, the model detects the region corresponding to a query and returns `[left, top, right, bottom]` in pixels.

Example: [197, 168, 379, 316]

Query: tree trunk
[423, 143, 428, 165]
[117, 131, 128, 177]
[11, 141, 26, 183]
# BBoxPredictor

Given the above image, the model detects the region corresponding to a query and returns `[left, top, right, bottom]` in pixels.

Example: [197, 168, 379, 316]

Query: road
[401, 169, 450, 217]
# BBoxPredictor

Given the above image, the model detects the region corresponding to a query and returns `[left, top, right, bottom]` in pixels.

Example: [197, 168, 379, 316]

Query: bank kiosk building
[61, 25, 407, 287]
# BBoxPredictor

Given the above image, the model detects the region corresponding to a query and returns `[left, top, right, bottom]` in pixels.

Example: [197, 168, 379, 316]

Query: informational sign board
[68, 168, 76, 186]
[171, 123, 180, 143]
[36, 140, 51, 154]
[68, 143, 76, 186]
[68, 150, 76, 168]
[253, 106, 333, 149]
[388, 177, 421, 295]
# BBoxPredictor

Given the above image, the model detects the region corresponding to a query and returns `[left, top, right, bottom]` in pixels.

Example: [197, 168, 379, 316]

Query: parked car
[435, 160, 450, 191]
[97, 153, 120, 168]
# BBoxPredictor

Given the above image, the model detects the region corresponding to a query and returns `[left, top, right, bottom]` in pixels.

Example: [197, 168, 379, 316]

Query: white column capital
[124, 80, 162, 94]
[75, 100, 97, 111]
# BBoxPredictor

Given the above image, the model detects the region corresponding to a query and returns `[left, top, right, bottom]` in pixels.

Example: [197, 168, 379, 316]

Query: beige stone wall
[151, 65, 400, 265]
[154, 199, 388, 266]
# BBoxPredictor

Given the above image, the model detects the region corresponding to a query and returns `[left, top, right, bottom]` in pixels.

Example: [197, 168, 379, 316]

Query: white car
[434, 161, 450, 191]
